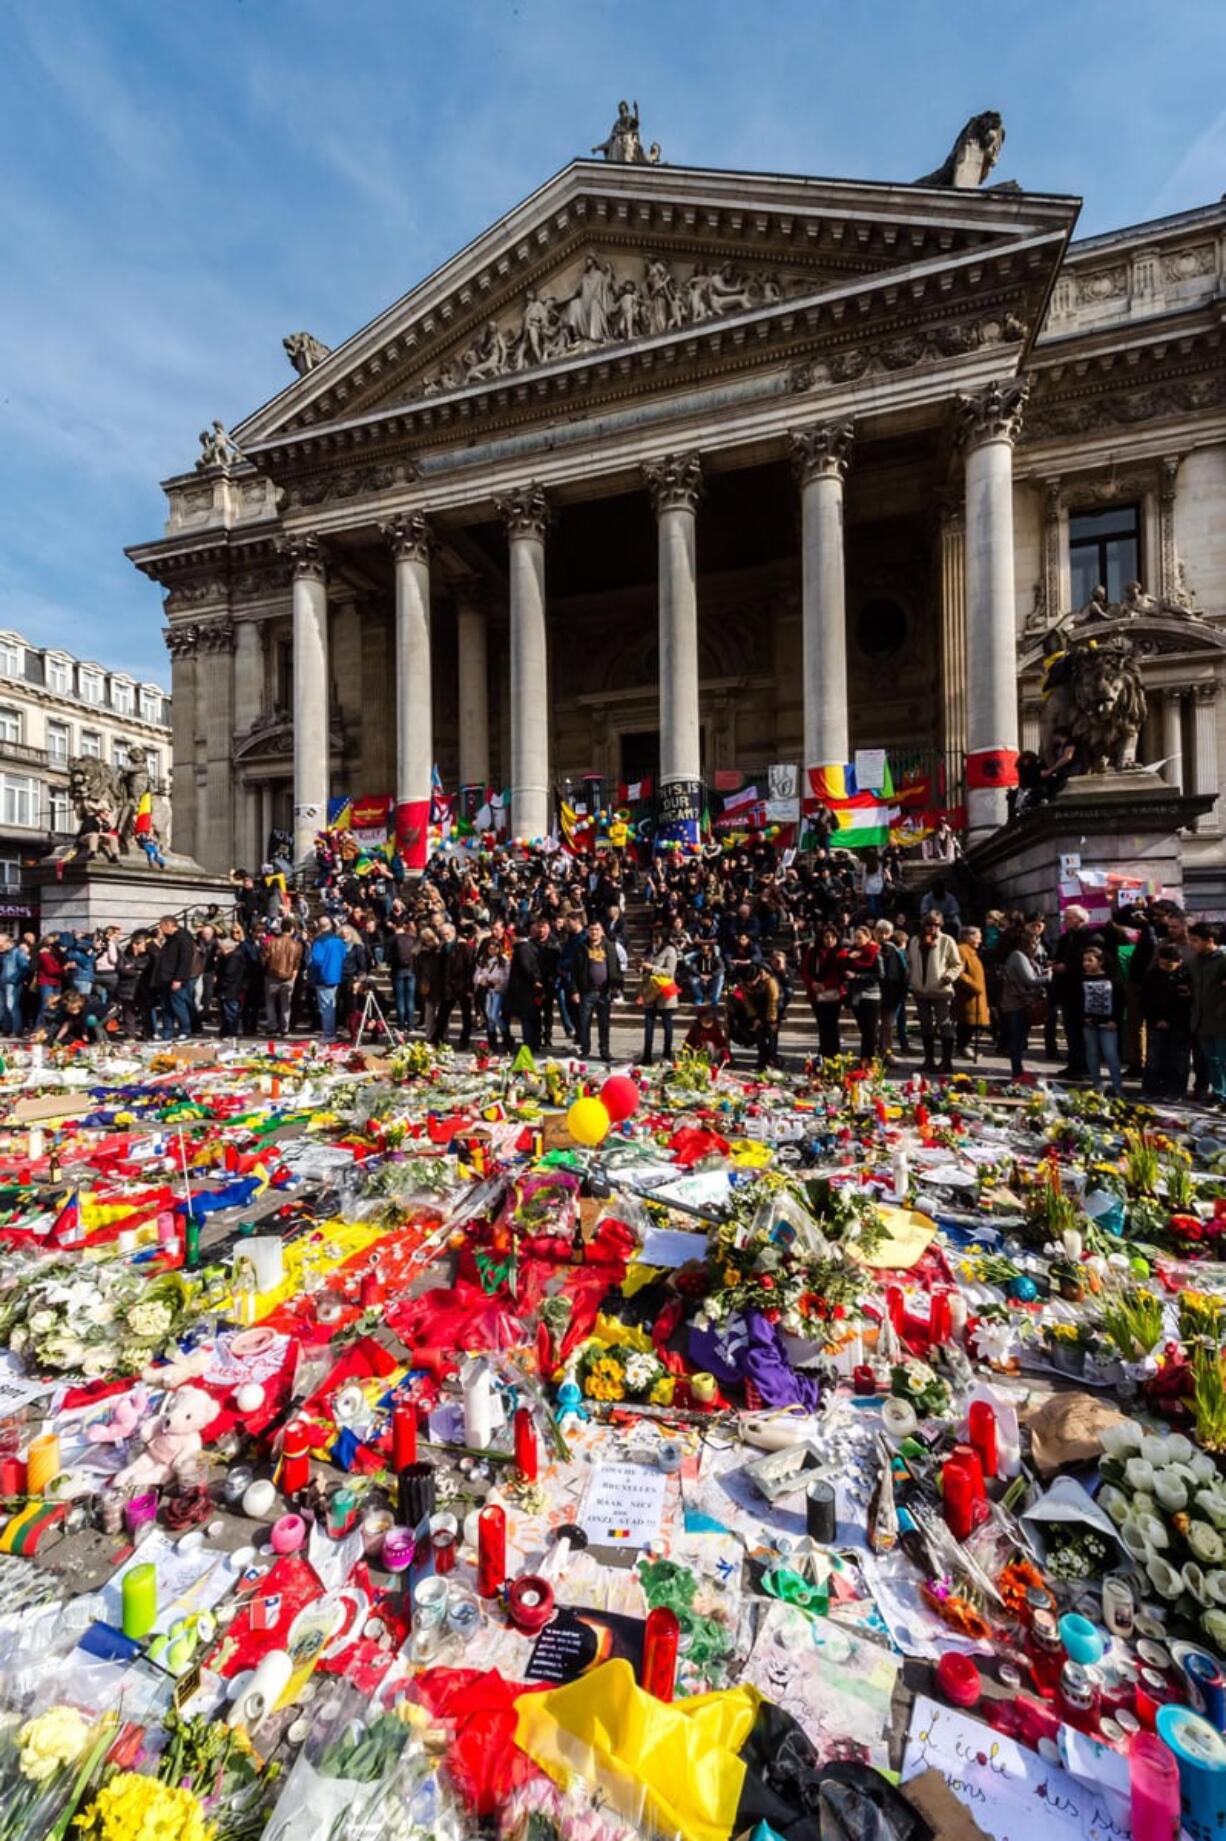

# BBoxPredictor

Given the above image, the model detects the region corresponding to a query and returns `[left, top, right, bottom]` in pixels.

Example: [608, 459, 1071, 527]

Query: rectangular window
[0, 858, 21, 890]
[0, 645, 22, 680]
[0, 709, 20, 745]
[112, 738, 129, 767]
[46, 721, 70, 763]
[0, 776, 38, 828]
[112, 681, 133, 715]
[79, 671, 103, 706]
[1069, 503, 1141, 608]
[79, 730, 101, 759]
[139, 690, 161, 724]
[49, 789, 73, 834]
[46, 658, 70, 695]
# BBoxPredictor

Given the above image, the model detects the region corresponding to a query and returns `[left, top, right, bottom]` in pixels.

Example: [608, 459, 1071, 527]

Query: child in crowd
[1142, 940, 1193, 1100]
[1081, 944, 1126, 1098]
[684, 1003, 730, 1067]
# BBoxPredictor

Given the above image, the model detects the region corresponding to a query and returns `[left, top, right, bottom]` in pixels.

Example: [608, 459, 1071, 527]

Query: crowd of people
[11, 832, 1226, 1104]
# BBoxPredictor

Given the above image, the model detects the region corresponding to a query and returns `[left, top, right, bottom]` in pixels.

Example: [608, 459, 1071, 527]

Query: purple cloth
[688, 1308, 821, 1410]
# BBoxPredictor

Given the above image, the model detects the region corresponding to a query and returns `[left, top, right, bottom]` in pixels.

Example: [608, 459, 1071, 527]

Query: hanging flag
[830, 804, 894, 849]
[808, 762, 856, 803]
[966, 748, 1019, 790]
[616, 776, 653, 805]
[134, 790, 154, 837]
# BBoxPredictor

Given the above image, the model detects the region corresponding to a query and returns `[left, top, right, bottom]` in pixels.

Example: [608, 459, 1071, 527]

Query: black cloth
[569, 941, 623, 997]
[504, 939, 544, 1019]
[149, 929, 193, 989]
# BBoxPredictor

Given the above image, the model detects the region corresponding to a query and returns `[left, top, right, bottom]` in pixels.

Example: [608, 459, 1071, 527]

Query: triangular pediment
[234, 159, 1078, 457]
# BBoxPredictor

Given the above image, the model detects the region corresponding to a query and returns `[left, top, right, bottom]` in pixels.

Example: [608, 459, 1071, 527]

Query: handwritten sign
[902, 1697, 1127, 1841]
[656, 780, 703, 847]
[580, 1462, 668, 1549]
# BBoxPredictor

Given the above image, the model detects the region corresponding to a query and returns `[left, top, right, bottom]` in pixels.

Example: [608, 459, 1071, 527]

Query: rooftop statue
[916, 112, 1006, 188]
[283, 331, 331, 376]
[195, 420, 241, 472]
[592, 100, 661, 166]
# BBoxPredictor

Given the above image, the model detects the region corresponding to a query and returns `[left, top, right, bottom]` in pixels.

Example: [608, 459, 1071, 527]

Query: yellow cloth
[859, 1204, 937, 1271]
[248, 1218, 386, 1318]
[514, 1659, 759, 1841]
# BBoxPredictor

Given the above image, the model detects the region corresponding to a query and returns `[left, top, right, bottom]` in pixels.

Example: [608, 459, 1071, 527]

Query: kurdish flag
[830, 804, 891, 848]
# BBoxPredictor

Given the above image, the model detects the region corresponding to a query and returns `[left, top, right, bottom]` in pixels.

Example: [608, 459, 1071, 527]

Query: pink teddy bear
[113, 1385, 216, 1490]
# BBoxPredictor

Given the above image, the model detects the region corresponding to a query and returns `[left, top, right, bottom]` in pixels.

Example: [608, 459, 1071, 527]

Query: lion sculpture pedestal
[967, 768, 1212, 915]
[30, 854, 236, 935]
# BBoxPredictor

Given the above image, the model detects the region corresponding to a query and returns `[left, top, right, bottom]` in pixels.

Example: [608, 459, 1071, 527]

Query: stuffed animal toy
[85, 1384, 149, 1446]
[113, 1385, 217, 1490]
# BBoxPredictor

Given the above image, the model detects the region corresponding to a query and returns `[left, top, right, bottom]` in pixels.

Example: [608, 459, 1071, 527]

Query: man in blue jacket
[308, 918, 347, 1041]
[0, 934, 28, 1036]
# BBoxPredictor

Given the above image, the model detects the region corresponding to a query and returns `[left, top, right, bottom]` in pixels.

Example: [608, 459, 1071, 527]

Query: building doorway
[620, 730, 659, 783]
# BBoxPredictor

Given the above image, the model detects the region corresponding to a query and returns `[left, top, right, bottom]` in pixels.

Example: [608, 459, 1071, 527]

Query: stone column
[938, 499, 968, 769]
[495, 483, 551, 842]
[1162, 690, 1186, 792]
[791, 423, 854, 770]
[258, 784, 274, 862]
[165, 625, 199, 861]
[380, 514, 434, 866]
[957, 378, 1029, 840]
[196, 617, 237, 871]
[456, 580, 490, 790]
[643, 451, 704, 809]
[1020, 704, 1041, 757]
[233, 619, 265, 736]
[281, 534, 329, 865]
[1193, 684, 1220, 832]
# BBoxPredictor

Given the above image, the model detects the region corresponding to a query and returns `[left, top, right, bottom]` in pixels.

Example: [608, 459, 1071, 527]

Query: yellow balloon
[566, 1096, 611, 1147]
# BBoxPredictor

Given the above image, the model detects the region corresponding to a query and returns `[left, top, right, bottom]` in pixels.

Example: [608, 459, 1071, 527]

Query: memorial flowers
[0, 1266, 197, 1377]
[75, 1771, 211, 1841]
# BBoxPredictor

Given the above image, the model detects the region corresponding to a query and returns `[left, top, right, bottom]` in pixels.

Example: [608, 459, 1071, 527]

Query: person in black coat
[214, 938, 248, 1037]
[1141, 944, 1192, 1100]
[148, 916, 194, 1039]
[504, 921, 547, 1051]
[569, 919, 623, 1062]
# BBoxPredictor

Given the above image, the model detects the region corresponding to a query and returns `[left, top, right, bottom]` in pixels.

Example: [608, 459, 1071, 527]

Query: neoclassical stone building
[127, 116, 1226, 896]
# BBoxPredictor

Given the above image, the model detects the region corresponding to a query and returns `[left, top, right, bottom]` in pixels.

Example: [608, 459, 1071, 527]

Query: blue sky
[2, 0, 1222, 683]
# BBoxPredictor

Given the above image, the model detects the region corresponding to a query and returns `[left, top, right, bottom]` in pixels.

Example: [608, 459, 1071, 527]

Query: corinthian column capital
[642, 450, 703, 516]
[496, 481, 550, 541]
[956, 376, 1030, 450]
[380, 511, 434, 564]
[276, 531, 326, 581]
[790, 420, 855, 486]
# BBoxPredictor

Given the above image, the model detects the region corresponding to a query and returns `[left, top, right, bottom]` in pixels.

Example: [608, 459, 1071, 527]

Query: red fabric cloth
[412, 1669, 547, 1815]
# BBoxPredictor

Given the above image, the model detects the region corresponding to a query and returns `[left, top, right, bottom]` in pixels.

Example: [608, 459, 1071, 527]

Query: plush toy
[141, 1346, 210, 1389]
[113, 1385, 217, 1490]
[85, 1384, 149, 1446]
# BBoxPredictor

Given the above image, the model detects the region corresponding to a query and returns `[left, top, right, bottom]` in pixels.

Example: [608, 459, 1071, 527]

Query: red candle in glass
[477, 1503, 506, 1598]
[968, 1400, 999, 1480]
[280, 1424, 310, 1495]
[885, 1286, 905, 1332]
[514, 1406, 539, 1482]
[951, 1442, 986, 1503]
[928, 1290, 952, 1346]
[942, 1457, 977, 1541]
[641, 1605, 680, 1701]
[392, 1402, 417, 1471]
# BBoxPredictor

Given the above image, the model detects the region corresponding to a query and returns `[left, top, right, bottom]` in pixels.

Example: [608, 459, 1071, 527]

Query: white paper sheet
[579, 1462, 668, 1548]
[639, 1225, 709, 1268]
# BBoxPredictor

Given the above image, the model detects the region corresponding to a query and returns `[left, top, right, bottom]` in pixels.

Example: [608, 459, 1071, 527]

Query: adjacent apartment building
[0, 631, 172, 925]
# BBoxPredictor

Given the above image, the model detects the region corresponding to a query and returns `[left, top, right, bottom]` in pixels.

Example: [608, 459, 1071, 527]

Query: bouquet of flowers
[890, 1359, 950, 1419]
[702, 1178, 876, 1345]
[0, 1265, 198, 1378]
[575, 1333, 672, 1406]
[76, 1771, 212, 1841]
[0, 1703, 114, 1841]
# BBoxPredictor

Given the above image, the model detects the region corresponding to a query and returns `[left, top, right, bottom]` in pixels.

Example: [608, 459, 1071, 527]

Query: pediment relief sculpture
[416, 250, 814, 398]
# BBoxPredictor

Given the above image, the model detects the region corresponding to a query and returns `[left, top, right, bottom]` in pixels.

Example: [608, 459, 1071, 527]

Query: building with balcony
[0, 631, 172, 926]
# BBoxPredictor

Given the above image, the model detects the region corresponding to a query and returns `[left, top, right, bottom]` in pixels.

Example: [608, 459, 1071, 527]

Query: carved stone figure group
[67, 751, 171, 854]
[1040, 635, 1147, 775]
[422, 252, 790, 394]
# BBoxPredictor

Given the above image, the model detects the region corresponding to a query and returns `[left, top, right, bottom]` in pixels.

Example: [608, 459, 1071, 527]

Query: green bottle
[184, 1217, 201, 1272]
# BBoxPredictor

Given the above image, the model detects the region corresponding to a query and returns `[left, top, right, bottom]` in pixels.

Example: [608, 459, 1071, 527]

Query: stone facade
[126, 148, 1226, 892]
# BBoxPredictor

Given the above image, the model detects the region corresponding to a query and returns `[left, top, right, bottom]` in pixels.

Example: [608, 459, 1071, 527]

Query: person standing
[801, 924, 844, 1061]
[842, 923, 882, 1064]
[214, 936, 247, 1039]
[0, 934, 28, 1036]
[473, 933, 511, 1051]
[874, 920, 909, 1063]
[639, 925, 679, 1065]
[1051, 904, 1102, 1080]
[738, 960, 781, 1071]
[389, 919, 418, 1031]
[116, 933, 151, 1037]
[570, 919, 621, 1062]
[906, 912, 962, 1074]
[505, 920, 548, 1052]
[1189, 923, 1226, 1108]
[1080, 944, 1126, 1098]
[999, 923, 1046, 1078]
[262, 922, 304, 1036]
[954, 925, 990, 1058]
[149, 916, 194, 1039]
[307, 918, 347, 1042]
[1142, 942, 1193, 1101]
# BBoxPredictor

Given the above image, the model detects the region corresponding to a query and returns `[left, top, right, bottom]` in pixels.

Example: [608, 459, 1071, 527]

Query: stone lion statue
[1040, 636, 1147, 775]
[67, 753, 172, 854]
[916, 112, 1005, 188]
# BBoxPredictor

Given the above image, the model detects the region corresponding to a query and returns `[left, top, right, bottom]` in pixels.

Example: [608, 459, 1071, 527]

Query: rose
[17, 1704, 90, 1783]
[125, 1300, 173, 1341]
[27, 1310, 55, 1335]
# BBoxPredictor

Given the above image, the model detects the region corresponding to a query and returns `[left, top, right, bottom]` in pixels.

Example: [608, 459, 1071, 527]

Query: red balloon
[600, 1073, 640, 1123]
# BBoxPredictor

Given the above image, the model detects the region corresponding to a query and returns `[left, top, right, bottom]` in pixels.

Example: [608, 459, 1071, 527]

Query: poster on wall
[656, 778, 703, 848]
